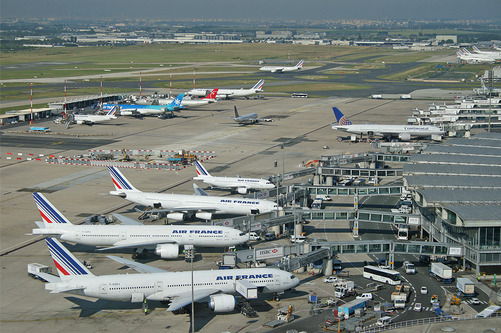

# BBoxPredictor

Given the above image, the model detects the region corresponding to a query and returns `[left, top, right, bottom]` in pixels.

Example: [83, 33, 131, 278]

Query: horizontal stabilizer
[193, 183, 209, 196]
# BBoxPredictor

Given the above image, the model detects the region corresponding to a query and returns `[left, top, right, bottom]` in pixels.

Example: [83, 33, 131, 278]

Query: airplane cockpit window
[239, 232, 246, 236]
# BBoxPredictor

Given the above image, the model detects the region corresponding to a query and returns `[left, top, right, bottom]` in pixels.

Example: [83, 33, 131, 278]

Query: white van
[290, 235, 306, 243]
[248, 232, 261, 241]
[376, 316, 392, 327]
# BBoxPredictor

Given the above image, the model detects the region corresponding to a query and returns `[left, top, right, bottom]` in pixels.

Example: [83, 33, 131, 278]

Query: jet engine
[195, 212, 212, 220]
[237, 187, 248, 195]
[398, 133, 411, 141]
[208, 294, 236, 312]
[155, 244, 179, 259]
[166, 213, 186, 221]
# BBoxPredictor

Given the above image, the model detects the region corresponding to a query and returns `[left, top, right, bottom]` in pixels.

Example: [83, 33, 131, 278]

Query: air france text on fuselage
[172, 229, 223, 234]
[219, 199, 259, 204]
[216, 273, 273, 280]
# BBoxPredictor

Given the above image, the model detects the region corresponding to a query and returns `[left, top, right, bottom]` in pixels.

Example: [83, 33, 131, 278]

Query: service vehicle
[430, 262, 453, 283]
[414, 303, 422, 311]
[363, 265, 401, 285]
[323, 276, 339, 283]
[248, 232, 261, 241]
[356, 293, 373, 300]
[475, 305, 501, 318]
[376, 316, 392, 327]
[471, 297, 481, 305]
[403, 261, 416, 274]
[420, 286, 428, 294]
[456, 277, 475, 297]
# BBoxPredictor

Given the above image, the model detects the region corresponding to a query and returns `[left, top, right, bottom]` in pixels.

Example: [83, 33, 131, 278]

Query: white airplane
[158, 89, 219, 108]
[108, 167, 281, 221]
[102, 93, 184, 117]
[472, 46, 501, 57]
[188, 80, 264, 99]
[37, 238, 300, 312]
[226, 106, 272, 125]
[456, 48, 500, 63]
[30, 192, 249, 259]
[259, 60, 304, 73]
[331, 107, 444, 141]
[69, 106, 118, 125]
[193, 161, 275, 194]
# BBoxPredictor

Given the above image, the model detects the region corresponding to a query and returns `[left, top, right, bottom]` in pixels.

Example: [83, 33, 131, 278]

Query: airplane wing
[97, 239, 176, 251]
[112, 213, 143, 225]
[106, 255, 167, 273]
[193, 184, 209, 196]
[162, 289, 221, 312]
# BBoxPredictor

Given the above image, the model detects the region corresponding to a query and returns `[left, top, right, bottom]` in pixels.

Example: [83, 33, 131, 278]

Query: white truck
[430, 262, 453, 283]
[334, 280, 355, 298]
[27, 263, 53, 282]
[456, 277, 475, 297]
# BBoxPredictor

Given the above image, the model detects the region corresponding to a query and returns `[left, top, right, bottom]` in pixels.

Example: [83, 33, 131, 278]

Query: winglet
[33, 192, 72, 225]
[332, 107, 352, 125]
[108, 167, 138, 191]
[45, 238, 94, 279]
[195, 161, 211, 177]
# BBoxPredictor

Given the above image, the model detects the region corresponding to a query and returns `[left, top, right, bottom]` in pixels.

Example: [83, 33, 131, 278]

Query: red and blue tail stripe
[108, 167, 136, 191]
[253, 79, 265, 90]
[33, 192, 71, 224]
[46, 238, 92, 277]
[195, 161, 210, 176]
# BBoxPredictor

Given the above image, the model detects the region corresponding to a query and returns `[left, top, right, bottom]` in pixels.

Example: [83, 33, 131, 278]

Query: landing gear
[273, 292, 280, 302]
[132, 248, 147, 259]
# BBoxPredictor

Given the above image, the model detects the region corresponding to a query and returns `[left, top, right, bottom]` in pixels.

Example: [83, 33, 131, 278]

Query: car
[471, 298, 481, 305]
[421, 286, 428, 294]
[323, 276, 339, 283]
[356, 293, 373, 300]
[414, 303, 422, 311]
[264, 232, 276, 241]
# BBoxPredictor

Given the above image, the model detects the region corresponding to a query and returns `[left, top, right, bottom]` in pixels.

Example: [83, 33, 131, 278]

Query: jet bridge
[227, 240, 463, 273]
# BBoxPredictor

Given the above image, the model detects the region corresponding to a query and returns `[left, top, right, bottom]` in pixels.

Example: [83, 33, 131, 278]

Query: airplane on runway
[30, 192, 249, 259]
[107, 166, 281, 221]
[157, 89, 219, 107]
[188, 80, 264, 99]
[226, 106, 272, 125]
[331, 107, 444, 141]
[259, 60, 304, 73]
[68, 106, 118, 125]
[36, 238, 300, 312]
[193, 161, 275, 194]
[102, 93, 184, 117]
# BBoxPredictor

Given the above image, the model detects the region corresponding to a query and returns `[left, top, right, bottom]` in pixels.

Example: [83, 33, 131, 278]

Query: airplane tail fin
[33, 192, 73, 225]
[480, 77, 487, 89]
[473, 46, 480, 53]
[203, 89, 219, 100]
[106, 105, 118, 116]
[195, 161, 211, 177]
[170, 93, 185, 108]
[252, 79, 265, 90]
[45, 238, 94, 279]
[462, 48, 471, 55]
[234, 106, 240, 118]
[108, 167, 138, 191]
[332, 107, 352, 125]
[296, 60, 304, 68]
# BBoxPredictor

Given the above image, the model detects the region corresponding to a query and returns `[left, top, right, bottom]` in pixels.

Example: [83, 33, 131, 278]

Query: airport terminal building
[403, 132, 501, 275]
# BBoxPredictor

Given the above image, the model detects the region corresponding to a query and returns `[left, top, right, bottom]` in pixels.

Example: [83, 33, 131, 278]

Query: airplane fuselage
[73, 115, 117, 124]
[111, 190, 280, 216]
[46, 268, 299, 303]
[33, 224, 248, 248]
[332, 124, 444, 137]
[195, 176, 275, 191]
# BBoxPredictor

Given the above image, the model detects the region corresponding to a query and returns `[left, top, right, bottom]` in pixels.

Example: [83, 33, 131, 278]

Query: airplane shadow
[64, 296, 150, 317]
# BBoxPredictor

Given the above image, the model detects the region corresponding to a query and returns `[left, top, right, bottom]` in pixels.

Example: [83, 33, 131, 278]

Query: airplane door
[100, 284, 108, 294]
[275, 275, 280, 286]
[189, 231, 194, 241]
[121, 232, 127, 240]
[156, 281, 163, 292]
[224, 231, 229, 240]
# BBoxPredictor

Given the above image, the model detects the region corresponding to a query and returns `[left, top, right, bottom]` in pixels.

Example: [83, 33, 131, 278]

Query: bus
[291, 93, 308, 98]
[363, 265, 401, 285]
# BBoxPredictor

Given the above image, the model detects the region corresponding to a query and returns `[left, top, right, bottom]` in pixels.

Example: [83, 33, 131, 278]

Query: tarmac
[0, 94, 496, 333]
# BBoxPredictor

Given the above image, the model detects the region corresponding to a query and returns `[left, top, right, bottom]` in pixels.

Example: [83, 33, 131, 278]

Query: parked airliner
[69, 106, 118, 125]
[108, 167, 281, 221]
[188, 80, 264, 99]
[259, 60, 304, 73]
[36, 238, 299, 312]
[102, 93, 184, 117]
[193, 161, 275, 194]
[331, 107, 444, 141]
[30, 192, 249, 259]
[158, 89, 219, 107]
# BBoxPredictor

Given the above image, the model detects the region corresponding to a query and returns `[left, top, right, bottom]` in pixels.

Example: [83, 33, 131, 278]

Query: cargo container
[337, 299, 367, 317]
[456, 277, 475, 297]
[430, 262, 453, 283]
